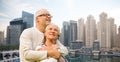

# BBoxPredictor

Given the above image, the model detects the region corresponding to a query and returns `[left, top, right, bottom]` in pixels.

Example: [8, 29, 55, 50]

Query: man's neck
[36, 25, 45, 33]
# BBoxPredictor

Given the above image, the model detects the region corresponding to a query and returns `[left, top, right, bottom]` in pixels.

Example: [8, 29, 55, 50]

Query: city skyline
[61, 12, 120, 50]
[0, 6, 120, 52]
[0, 0, 120, 31]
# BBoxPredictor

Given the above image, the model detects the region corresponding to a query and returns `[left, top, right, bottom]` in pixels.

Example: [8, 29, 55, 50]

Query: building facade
[77, 18, 85, 44]
[6, 11, 34, 45]
[62, 21, 70, 47]
[69, 20, 77, 49]
[85, 15, 96, 47]
[0, 31, 4, 44]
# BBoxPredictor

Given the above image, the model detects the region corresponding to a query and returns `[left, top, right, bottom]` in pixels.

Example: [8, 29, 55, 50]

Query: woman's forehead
[46, 25, 58, 29]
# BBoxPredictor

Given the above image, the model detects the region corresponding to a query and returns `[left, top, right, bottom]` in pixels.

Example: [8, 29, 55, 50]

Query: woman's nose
[51, 29, 55, 32]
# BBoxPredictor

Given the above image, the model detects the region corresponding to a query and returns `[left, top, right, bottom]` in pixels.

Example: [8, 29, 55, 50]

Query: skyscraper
[22, 11, 34, 28]
[62, 21, 70, 47]
[69, 20, 77, 48]
[116, 26, 120, 49]
[108, 17, 117, 49]
[6, 18, 24, 45]
[85, 15, 96, 47]
[77, 18, 85, 43]
[97, 12, 107, 50]
[69, 20, 77, 42]
[0, 31, 4, 44]
[6, 11, 34, 45]
[97, 12, 116, 50]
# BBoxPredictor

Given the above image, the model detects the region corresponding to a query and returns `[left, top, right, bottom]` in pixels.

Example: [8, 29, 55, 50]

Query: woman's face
[45, 24, 59, 41]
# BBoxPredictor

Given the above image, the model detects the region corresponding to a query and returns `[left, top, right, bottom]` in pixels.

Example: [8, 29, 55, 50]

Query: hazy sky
[0, 0, 120, 31]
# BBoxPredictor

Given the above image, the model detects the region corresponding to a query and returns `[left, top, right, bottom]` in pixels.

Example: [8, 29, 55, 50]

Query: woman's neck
[45, 39, 55, 46]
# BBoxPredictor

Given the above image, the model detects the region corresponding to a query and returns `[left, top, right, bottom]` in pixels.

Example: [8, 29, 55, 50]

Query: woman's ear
[58, 34, 60, 37]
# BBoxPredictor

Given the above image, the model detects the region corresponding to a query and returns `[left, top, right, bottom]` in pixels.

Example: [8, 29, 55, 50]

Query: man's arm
[35, 45, 61, 60]
[19, 29, 47, 61]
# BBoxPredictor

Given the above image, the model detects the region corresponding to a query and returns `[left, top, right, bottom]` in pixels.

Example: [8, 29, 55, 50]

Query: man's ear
[35, 17, 38, 22]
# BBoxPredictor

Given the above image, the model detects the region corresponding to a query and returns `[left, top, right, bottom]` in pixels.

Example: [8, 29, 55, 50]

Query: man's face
[36, 10, 52, 27]
[44, 24, 59, 41]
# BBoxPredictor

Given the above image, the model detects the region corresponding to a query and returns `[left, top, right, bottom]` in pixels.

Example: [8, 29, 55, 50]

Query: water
[1, 55, 120, 62]
[66, 55, 120, 62]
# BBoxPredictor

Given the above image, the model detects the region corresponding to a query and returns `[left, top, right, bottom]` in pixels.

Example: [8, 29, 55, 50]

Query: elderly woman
[36, 23, 68, 62]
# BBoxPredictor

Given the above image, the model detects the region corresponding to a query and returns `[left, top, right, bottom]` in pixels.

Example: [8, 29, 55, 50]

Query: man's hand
[47, 45, 61, 60]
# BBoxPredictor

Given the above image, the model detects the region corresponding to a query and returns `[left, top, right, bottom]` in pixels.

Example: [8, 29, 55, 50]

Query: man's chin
[46, 23, 50, 26]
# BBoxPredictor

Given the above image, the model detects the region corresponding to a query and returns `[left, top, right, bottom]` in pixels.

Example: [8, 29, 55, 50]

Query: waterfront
[66, 55, 120, 62]
[1, 54, 120, 62]
[1, 50, 120, 62]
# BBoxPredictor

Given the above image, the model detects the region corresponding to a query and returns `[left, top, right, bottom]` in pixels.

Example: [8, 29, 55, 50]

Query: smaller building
[70, 40, 84, 49]
[93, 40, 100, 51]
[0, 31, 4, 44]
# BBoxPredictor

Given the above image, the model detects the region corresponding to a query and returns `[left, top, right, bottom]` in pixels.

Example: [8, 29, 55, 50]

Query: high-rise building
[6, 18, 24, 45]
[69, 20, 77, 49]
[6, 11, 34, 45]
[22, 11, 34, 28]
[116, 26, 120, 49]
[69, 20, 77, 42]
[61, 21, 70, 47]
[85, 15, 96, 47]
[106, 17, 111, 50]
[58, 32, 64, 45]
[97, 12, 116, 50]
[77, 18, 85, 43]
[97, 12, 107, 50]
[0, 31, 4, 44]
[108, 17, 117, 49]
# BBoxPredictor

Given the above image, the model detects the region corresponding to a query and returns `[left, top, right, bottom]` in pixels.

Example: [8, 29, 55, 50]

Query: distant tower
[69, 20, 77, 49]
[97, 12, 116, 51]
[116, 26, 120, 49]
[77, 18, 85, 43]
[97, 12, 107, 50]
[22, 11, 34, 28]
[6, 18, 24, 45]
[61, 21, 70, 47]
[108, 17, 117, 49]
[0, 31, 4, 44]
[85, 15, 96, 47]
[69, 20, 77, 42]
[6, 11, 34, 45]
